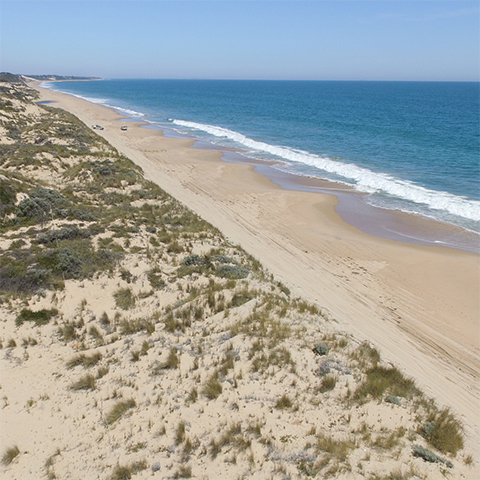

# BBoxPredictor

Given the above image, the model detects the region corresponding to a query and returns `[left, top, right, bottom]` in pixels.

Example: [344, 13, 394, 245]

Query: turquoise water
[47, 79, 480, 233]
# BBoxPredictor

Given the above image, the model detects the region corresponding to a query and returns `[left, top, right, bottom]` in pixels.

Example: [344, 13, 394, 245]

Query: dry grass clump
[316, 433, 356, 461]
[119, 318, 155, 335]
[202, 372, 223, 400]
[319, 373, 337, 393]
[113, 287, 136, 310]
[66, 352, 102, 369]
[275, 394, 293, 410]
[174, 420, 187, 445]
[111, 460, 147, 480]
[105, 398, 136, 425]
[209, 423, 251, 459]
[2, 445, 20, 465]
[420, 408, 464, 455]
[69, 373, 96, 391]
[173, 465, 192, 478]
[353, 364, 417, 403]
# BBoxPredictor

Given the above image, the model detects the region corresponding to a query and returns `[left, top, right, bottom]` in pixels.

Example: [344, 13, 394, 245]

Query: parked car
[92, 124, 104, 130]
[121, 126, 128, 131]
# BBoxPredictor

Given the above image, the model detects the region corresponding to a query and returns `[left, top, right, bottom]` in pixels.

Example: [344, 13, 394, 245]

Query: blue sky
[1, 1, 478, 81]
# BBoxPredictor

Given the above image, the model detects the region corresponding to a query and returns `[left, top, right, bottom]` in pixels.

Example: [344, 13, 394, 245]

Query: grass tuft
[66, 352, 102, 369]
[2, 445, 20, 465]
[105, 399, 136, 425]
[353, 365, 417, 403]
[113, 287, 136, 310]
[421, 408, 464, 455]
[202, 372, 222, 400]
[275, 394, 293, 410]
[69, 374, 96, 391]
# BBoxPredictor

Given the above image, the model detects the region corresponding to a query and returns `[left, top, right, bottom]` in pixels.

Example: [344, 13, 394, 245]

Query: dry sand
[30, 83, 480, 457]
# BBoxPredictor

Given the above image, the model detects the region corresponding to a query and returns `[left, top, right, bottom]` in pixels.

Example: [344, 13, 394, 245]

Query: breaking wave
[172, 119, 480, 223]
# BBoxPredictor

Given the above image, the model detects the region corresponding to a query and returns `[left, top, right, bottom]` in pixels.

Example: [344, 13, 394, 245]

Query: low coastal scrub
[353, 364, 418, 404]
[412, 444, 453, 468]
[15, 308, 59, 327]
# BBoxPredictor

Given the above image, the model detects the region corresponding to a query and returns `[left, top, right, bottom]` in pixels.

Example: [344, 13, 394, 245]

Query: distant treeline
[26, 74, 101, 81]
[0, 72, 100, 83]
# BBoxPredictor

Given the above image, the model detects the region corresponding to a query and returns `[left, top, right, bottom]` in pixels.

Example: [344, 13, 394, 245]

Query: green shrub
[385, 395, 401, 406]
[216, 264, 249, 279]
[16, 187, 70, 222]
[312, 343, 329, 356]
[15, 308, 58, 327]
[36, 226, 91, 244]
[182, 254, 203, 266]
[412, 444, 453, 468]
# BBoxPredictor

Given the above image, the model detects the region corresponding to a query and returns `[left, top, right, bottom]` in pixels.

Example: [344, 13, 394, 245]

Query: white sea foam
[173, 119, 480, 223]
[106, 105, 145, 118]
[42, 83, 145, 118]
[50, 88, 110, 106]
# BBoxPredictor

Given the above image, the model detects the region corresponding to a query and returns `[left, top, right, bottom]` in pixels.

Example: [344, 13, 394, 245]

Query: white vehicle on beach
[121, 125, 128, 131]
[92, 124, 104, 130]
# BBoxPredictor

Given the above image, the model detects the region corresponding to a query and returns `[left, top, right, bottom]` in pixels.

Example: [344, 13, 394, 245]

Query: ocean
[45, 79, 480, 241]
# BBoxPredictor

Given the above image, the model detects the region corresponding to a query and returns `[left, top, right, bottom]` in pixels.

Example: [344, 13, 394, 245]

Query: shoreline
[42, 80, 480, 253]
[196, 146, 480, 254]
[31, 81, 480, 454]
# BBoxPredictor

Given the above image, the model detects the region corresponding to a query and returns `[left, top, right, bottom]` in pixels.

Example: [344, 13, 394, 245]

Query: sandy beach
[2, 77, 479, 479]
[31, 82, 479, 453]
